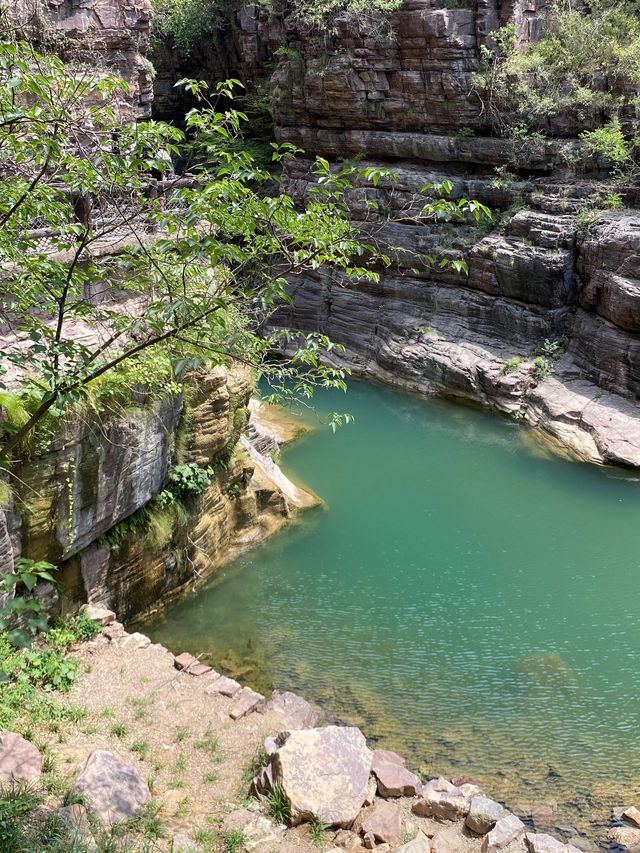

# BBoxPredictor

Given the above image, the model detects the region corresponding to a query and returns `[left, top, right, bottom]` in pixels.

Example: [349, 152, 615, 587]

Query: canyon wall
[154, 0, 640, 467]
[1, 365, 300, 621]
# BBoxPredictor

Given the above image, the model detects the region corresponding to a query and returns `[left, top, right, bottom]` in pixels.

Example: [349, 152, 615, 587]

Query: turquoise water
[144, 382, 640, 833]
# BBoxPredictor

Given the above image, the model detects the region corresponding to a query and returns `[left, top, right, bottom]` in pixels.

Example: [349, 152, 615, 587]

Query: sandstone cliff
[153, 0, 640, 467]
[1, 365, 307, 620]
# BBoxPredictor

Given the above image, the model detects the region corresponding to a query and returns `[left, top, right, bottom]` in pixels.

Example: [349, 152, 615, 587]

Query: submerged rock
[264, 690, 319, 729]
[0, 731, 43, 783]
[271, 725, 372, 827]
[608, 826, 640, 850]
[73, 750, 149, 823]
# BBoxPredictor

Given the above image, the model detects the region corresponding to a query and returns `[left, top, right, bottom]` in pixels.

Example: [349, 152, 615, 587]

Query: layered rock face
[1, 366, 302, 621]
[4, 0, 153, 119]
[154, 0, 640, 467]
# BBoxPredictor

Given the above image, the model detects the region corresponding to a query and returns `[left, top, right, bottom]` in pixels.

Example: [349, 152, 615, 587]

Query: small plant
[501, 356, 523, 375]
[0, 559, 57, 650]
[195, 726, 221, 760]
[110, 722, 129, 738]
[457, 125, 475, 137]
[266, 784, 291, 825]
[130, 740, 150, 760]
[174, 725, 189, 743]
[532, 356, 554, 381]
[203, 769, 219, 783]
[222, 829, 246, 853]
[309, 818, 331, 846]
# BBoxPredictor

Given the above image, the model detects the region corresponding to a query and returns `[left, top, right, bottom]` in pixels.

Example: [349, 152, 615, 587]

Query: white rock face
[271, 725, 373, 827]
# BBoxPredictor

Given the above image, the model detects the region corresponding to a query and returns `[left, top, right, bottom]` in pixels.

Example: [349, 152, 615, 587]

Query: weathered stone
[206, 675, 241, 697]
[333, 828, 363, 848]
[229, 686, 264, 720]
[171, 833, 203, 852]
[361, 800, 402, 844]
[526, 833, 575, 853]
[432, 825, 464, 853]
[466, 796, 507, 835]
[608, 826, 640, 850]
[264, 690, 319, 728]
[372, 749, 420, 798]
[73, 750, 150, 823]
[0, 731, 43, 783]
[271, 725, 373, 827]
[624, 808, 640, 830]
[482, 815, 526, 853]
[363, 832, 376, 849]
[80, 604, 116, 626]
[395, 832, 431, 853]
[412, 777, 472, 821]
[242, 816, 284, 850]
[174, 652, 212, 676]
[121, 632, 150, 649]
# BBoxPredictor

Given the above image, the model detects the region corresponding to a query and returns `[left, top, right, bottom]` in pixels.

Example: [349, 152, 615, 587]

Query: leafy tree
[0, 39, 488, 474]
[0, 41, 389, 466]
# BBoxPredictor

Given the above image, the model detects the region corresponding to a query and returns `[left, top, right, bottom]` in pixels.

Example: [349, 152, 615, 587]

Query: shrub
[501, 356, 523, 375]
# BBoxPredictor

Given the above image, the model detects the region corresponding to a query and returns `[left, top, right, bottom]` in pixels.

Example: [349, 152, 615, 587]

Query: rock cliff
[1, 365, 309, 621]
[153, 0, 640, 467]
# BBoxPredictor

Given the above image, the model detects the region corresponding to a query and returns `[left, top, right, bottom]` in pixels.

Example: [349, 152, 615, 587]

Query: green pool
[143, 381, 640, 835]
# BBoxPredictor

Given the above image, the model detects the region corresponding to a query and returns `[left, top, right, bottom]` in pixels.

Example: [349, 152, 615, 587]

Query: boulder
[0, 731, 43, 783]
[372, 750, 420, 798]
[361, 800, 402, 844]
[608, 826, 640, 851]
[271, 725, 373, 827]
[73, 750, 149, 823]
[624, 809, 640, 830]
[482, 815, 526, 853]
[466, 796, 506, 834]
[412, 777, 476, 821]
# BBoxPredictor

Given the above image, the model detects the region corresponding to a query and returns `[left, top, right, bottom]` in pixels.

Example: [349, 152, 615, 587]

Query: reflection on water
[143, 382, 640, 838]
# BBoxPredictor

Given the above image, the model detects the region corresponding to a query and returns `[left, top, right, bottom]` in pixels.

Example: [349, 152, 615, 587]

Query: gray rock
[271, 725, 373, 827]
[73, 750, 150, 823]
[466, 796, 506, 835]
[171, 833, 202, 852]
[0, 731, 43, 783]
[482, 815, 526, 853]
